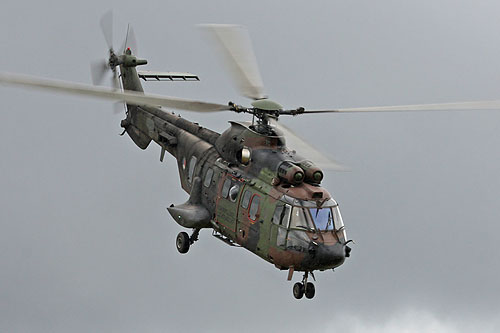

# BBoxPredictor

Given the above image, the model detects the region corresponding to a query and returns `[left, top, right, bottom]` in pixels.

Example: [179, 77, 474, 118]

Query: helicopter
[2, 13, 500, 300]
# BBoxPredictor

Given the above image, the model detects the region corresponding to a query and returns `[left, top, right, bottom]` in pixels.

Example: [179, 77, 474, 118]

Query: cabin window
[249, 195, 260, 221]
[221, 178, 232, 198]
[204, 168, 214, 187]
[241, 190, 252, 209]
[229, 184, 240, 202]
[187, 156, 197, 183]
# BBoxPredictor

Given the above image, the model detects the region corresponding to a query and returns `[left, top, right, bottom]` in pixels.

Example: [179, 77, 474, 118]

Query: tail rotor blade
[128, 26, 138, 55]
[92, 12, 133, 114]
[200, 24, 266, 100]
[100, 10, 114, 50]
[121, 24, 138, 55]
[90, 60, 109, 86]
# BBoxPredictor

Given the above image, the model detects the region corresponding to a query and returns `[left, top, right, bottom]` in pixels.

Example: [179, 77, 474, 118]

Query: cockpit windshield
[309, 207, 334, 230]
[282, 196, 346, 240]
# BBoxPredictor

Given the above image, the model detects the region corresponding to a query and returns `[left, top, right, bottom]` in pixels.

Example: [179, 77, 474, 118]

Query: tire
[305, 282, 315, 299]
[293, 282, 304, 299]
[176, 232, 190, 254]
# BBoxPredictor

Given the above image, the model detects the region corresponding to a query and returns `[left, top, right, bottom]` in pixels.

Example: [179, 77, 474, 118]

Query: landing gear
[293, 282, 304, 299]
[176, 232, 190, 254]
[176, 229, 200, 254]
[305, 282, 315, 299]
[292, 271, 316, 300]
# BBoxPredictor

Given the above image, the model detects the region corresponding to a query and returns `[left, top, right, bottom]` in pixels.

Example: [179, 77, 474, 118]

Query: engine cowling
[278, 161, 305, 185]
[296, 160, 323, 184]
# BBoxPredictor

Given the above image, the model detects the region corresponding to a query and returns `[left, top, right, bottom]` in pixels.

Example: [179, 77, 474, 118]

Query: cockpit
[272, 196, 347, 251]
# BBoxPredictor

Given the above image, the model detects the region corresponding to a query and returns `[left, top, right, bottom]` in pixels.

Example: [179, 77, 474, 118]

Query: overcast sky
[1, 1, 500, 332]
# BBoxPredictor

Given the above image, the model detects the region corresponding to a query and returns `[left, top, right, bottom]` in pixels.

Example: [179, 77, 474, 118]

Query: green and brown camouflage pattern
[118, 53, 348, 274]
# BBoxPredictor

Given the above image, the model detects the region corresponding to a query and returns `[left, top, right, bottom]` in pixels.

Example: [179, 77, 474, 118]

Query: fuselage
[118, 55, 349, 273]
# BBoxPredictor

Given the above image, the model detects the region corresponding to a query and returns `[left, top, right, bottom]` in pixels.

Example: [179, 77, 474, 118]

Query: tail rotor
[90, 10, 121, 90]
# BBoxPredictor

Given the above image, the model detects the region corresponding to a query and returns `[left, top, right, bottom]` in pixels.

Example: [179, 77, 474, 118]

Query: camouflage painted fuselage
[119, 58, 347, 273]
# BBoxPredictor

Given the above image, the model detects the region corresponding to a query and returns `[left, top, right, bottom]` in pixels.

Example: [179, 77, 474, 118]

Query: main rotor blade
[270, 119, 349, 171]
[0, 73, 231, 112]
[100, 10, 114, 50]
[201, 24, 266, 100]
[304, 100, 500, 113]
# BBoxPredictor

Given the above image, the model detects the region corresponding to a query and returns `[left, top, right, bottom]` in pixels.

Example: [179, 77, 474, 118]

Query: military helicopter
[2, 13, 500, 299]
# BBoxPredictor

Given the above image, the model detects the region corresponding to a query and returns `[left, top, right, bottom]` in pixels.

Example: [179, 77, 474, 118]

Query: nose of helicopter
[304, 242, 347, 270]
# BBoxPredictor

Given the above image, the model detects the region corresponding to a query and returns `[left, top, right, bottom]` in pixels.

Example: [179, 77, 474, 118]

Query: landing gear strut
[176, 228, 200, 254]
[293, 271, 316, 299]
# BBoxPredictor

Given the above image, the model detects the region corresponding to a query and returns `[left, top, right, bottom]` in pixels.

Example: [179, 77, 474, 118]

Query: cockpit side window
[290, 206, 315, 230]
[272, 205, 283, 225]
[276, 204, 291, 248]
[273, 204, 291, 227]
[282, 205, 291, 227]
[332, 205, 347, 241]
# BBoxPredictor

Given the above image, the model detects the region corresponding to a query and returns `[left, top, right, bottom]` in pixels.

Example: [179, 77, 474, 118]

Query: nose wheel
[176, 229, 200, 254]
[293, 271, 316, 299]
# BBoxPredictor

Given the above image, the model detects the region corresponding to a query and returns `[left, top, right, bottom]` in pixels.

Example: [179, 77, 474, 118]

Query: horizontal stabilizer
[138, 71, 199, 81]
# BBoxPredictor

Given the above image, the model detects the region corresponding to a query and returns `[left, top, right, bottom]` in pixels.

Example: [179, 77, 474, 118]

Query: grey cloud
[1, 0, 500, 332]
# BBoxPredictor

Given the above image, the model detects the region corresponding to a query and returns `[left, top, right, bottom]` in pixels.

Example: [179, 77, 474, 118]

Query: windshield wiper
[325, 214, 333, 230]
[296, 225, 315, 232]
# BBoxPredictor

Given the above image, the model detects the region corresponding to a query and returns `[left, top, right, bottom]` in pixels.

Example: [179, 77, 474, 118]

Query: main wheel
[305, 282, 315, 299]
[176, 232, 190, 254]
[293, 282, 304, 299]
